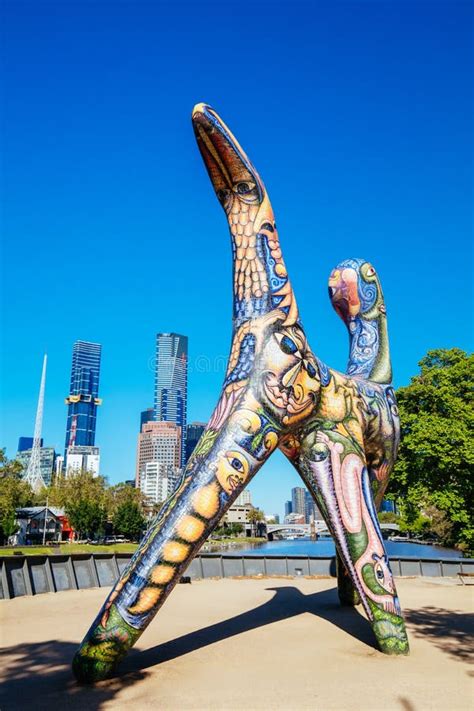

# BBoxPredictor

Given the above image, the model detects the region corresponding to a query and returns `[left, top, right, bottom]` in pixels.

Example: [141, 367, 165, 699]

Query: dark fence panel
[73, 557, 97, 589]
[8, 559, 27, 597]
[50, 557, 75, 592]
[29, 557, 51, 594]
[95, 556, 118, 586]
[0, 553, 471, 599]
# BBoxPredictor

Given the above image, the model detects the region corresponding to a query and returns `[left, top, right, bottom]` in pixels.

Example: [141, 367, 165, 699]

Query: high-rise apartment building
[65, 446, 100, 477]
[16, 447, 56, 487]
[234, 489, 252, 506]
[284, 500, 293, 517]
[305, 489, 323, 522]
[185, 421, 206, 463]
[18, 436, 43, 452]
[135, 421, 181, 486]
[139, 462, 177, 505]
[291, 487, 306, 520]
[140, 408, 154, 430]
[64, 341, 102, 454]
[154, 333, 188, 466]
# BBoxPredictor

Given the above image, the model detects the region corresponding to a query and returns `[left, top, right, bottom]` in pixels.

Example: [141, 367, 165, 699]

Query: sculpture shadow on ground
[0, 585, 375, 710]
[404, 606, 474, 665]
[122, 584, 377, 675]
[3, 589, 473, 709]
[0, 639, 148, 711]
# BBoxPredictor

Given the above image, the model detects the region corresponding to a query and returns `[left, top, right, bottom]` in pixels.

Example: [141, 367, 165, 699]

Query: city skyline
[2, 1, 472, 521]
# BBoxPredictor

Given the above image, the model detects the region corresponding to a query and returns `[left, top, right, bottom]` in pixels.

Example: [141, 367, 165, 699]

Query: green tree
[106, 482, 145, 518]
[113, 501, 145, 541]
[389, 348, 473, 553]
[67, 499, 106, 540]
[377, 511, 400, 525]
[0, 450, 33, 544]
[248, 507, 265, 537]
[46, 470, 108, 540]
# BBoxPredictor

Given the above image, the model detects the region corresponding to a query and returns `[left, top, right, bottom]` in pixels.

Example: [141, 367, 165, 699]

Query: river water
[211, 538, 462, 559]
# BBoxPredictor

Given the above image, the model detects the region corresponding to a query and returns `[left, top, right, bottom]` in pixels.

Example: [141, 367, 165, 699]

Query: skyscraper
[234, 489, 252, 506]
[135, 421, 181, 487]
[305, 489, 323, 522]
[139, 462, 174, 505]
[140, 408, 154, 430]
[291, 487, 306, 520]
[17, 447, 56, 488]
[185, 421, 206, 463]
[154, 333, 188, 466]
[18, 436, 43, 452]
[65, 341, 102, 454]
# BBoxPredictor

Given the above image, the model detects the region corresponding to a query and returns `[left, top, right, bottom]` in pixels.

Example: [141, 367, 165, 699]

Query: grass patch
[0, 538, 266, 556]
[205, 537, 266, 546]
[0, 543, 138, 556]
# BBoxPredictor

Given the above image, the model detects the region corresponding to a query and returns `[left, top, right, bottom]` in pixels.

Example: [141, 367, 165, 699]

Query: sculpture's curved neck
[328, 258, 392, 384]
[192, 104, 298, 329]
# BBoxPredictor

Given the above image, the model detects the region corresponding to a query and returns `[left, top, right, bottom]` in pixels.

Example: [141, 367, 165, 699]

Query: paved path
[0, 577, 472, 710]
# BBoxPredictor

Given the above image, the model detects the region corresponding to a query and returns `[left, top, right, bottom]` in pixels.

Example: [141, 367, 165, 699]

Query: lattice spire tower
[24, 354, 48, 492]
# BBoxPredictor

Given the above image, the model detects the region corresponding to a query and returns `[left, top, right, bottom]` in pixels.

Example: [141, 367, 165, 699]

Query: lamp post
[42, 496, 49, 546]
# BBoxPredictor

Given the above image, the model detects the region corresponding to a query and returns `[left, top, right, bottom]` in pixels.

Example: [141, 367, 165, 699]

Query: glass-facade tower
[185, 422, 206, 463]
[65, 341, 102, 454]
[154, 333, 188, 466]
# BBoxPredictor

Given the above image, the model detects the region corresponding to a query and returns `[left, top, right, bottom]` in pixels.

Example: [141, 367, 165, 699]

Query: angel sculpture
[73, 104, 409, 683]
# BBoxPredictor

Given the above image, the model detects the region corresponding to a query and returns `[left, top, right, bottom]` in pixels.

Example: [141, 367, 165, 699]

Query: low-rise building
[13, 507, 62, 545]
[284, 512, 305, 525]
[223, 502, 253, 526]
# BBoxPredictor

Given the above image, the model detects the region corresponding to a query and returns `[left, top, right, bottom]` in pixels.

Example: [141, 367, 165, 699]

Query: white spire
[24, 354, 47, 493]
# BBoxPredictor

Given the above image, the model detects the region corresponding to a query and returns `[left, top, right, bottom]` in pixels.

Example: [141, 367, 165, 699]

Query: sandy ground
[0, 577, 472, 711]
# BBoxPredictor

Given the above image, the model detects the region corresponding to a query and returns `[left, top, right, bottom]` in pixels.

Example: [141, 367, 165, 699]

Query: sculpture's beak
[192, 103, 263, 203]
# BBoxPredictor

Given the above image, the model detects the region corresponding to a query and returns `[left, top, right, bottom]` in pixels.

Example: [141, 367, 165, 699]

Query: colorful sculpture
[73, 104, 409, 683]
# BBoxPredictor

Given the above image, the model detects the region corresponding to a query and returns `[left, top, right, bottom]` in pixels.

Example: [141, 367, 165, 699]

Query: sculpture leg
[297, 428, 409, 655]
[73, 401, 280, 682]
[293, 467, 360, 606]
[336, 552, 361, 606]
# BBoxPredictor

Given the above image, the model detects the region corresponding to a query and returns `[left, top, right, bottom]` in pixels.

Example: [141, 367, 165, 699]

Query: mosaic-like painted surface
[73, 104, 409, 683]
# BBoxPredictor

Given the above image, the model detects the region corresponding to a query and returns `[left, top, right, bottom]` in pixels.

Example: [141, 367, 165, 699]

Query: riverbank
[216, 537, 464, 559]
[201, 536, 266, 551]
[0, 543, 138, 556]
[1, 577, 471, 710]
[0, 537, 267, 557]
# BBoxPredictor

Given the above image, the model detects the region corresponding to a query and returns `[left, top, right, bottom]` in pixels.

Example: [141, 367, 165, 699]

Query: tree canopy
[0, 450, 33, 544]
[389, 348, 473, 553]
[113, 500, 146, 540]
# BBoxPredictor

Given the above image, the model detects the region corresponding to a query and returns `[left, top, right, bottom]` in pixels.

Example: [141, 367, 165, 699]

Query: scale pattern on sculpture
[73, 104, 409, 683]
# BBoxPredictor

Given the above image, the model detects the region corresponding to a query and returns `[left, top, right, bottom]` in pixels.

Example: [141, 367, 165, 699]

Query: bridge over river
[266, 522, 400, 537]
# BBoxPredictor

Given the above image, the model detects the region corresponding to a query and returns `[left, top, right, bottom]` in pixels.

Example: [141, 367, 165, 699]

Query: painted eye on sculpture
[235, 181, 255, 195]
[375, 563, 385, 582]
[306, 361, 317, 379]
[278, 335, 299, 356]
[366, 266, 376, 277]
[230, 457, 244, 472]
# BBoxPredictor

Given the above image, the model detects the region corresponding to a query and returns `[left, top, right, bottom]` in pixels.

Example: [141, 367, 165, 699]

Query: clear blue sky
[1, 1, 472, 520]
